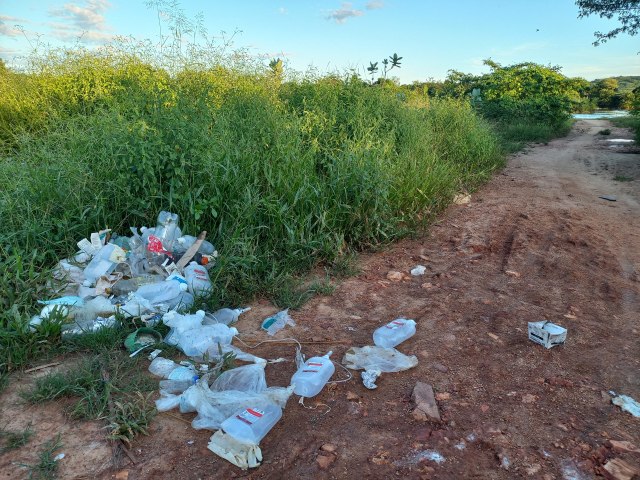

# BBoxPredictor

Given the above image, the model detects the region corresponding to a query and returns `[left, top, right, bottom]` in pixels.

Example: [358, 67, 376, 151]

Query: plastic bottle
[175, 235, 216, 255]
[290, 351, 335, 397]
[136, 278, 187, 306]
[221, 403, 283, 445]
[372, 318, 417, 348]
[175, 324, 239, 357]
[203, 307, 251, 326]
[167, 365, 198, 382]
[83, 243, 118, 284]
[155, 211, 182, 250]
[184, 261, 212, 296]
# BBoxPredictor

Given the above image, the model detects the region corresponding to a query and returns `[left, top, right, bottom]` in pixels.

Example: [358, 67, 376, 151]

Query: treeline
[409, 63, 639, 113]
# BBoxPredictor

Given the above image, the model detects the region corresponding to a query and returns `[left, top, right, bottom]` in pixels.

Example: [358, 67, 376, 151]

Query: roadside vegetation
[1, 6, 638, 459]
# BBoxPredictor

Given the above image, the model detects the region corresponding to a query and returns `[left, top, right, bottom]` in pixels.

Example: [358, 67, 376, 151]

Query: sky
[0, 0, 638, 82]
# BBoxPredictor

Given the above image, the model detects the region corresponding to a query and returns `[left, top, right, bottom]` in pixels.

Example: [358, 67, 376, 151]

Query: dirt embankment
[1, 119, 639, 479]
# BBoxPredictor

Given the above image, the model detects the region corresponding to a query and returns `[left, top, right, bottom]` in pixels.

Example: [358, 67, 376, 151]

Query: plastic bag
[177, 366, 293, 430]
[208, 430, 262, 470]
[342, 346, 419, 372]
[210, 364, 267, 393]
[342, 345, 418, 389]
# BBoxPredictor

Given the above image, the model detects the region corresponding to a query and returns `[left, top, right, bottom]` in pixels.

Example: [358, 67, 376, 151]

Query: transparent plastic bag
[210, 364, 267, 393]
[342, 345, 418, 389]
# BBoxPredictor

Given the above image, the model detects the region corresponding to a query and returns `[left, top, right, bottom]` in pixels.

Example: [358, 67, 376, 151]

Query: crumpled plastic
[261, 309, 296, 336]
[342, 345, 418, 389]
[160, 364, 293, 430]
[611, 393, 640, 417]
[208, 430, 262, 470]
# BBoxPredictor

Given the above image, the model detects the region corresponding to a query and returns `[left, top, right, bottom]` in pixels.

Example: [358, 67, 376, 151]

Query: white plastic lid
[230, 327, 239, 336]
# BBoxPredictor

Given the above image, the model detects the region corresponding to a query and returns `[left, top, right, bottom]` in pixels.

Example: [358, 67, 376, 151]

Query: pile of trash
[29, 210, 423, 470]
[30, 211, 218, 334]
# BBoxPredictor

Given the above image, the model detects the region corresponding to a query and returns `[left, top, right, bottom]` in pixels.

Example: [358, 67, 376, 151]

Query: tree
[576, 0, 640, 45]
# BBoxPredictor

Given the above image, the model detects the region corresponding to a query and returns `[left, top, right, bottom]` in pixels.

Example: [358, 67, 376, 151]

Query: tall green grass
[0, 51, 504, 372]
[610, 115, 640, 142]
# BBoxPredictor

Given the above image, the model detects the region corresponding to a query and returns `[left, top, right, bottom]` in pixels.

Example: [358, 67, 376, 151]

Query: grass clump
[599, 128, 612, 135]
[0, 424, 33, 453]
[610, 115, 640, 142]
[613, 175, 633, 182]
[19, 434, 63, 480]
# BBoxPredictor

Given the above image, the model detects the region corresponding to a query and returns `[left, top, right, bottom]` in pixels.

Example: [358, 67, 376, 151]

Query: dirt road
[2, 119, 639, 479]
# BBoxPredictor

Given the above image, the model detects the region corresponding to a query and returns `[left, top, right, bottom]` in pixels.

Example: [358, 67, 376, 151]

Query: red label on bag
[386, 320, 405, 329]
[308, 362, 323, 367]
[235, 408, 264, 425]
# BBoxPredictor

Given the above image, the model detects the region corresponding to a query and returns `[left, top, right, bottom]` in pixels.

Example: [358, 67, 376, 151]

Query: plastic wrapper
[342, 345, 418, 389]
[208, 430, 262, 470]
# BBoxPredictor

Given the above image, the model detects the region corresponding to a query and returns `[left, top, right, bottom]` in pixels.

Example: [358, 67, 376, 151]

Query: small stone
[525, 464, 541, 476]
[387, 271, 403, 281]
[480, 404, 490, 413]
[316, 454, 335, 469]
[609, 440, 640, 454]
[421, 282, 434, 289]
[432, 363, 448, 373]
[435, 392, 451, 401]
[346, 391, 359, 401]
[115, 471, 129, 480]
[522, 393, 537, 404]
[556, 423, 569, 432]
[603, 458, 640, 480]
[505, 270, 521, 277]
[321, 443, 337, 454]
[487, 332, 500, 341]
[412, 382, 441, 422]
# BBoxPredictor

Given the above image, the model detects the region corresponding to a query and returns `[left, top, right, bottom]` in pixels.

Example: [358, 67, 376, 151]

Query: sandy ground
[1, 119, 639, 480]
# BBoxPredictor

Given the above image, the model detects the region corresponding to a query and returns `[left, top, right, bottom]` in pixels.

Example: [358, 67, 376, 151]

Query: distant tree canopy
[576, 0, 640, 45]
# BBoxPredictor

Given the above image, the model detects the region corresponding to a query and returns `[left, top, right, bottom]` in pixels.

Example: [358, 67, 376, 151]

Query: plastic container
[184, 261, 212, 296]
[203, 307, 251, 326]
[290, 351, 335, 397]
[136, 279, 187, 306]
[83, 243, 118, 284]
[167, 365, 198, 382]
[148, 356, 179, 378]
[172, 324, 239, 357]
[175, 235, 216, 255]
[155, 211, 182, 250]
[221, 403, 282, 445]
[373, 318, 416, 348]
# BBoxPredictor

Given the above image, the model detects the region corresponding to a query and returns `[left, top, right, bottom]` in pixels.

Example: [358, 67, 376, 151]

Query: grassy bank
[0, 52, 505, 374]
[610, 115, 640, 142]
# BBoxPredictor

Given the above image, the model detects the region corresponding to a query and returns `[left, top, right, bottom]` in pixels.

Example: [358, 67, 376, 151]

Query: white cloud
[366, 1, 384, 10]
[48, 0, 114, 44]
[278, 7, 288, 15]
[327, 3, 364, 24]
[0, 15, 26, 37]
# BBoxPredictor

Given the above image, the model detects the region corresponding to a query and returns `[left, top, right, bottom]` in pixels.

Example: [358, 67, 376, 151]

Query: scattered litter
[208, 430, 262, 470]
[124, 327, 162, 354]
[148, 349, 162, 360]
[393, 449, 445, 467]
[204, 307, 250, 326]
[500, 455, 510, 470]
[362, 370, 381, 390]
[53, 453, 65, 461]
[466, 433, 476, 442]
[605, 138, 634, 143]
[454, 441, 466, 450]
[528, 320, 567, 349]
[372, 318, 416, 348]
[261, 309, 296, 336]
[410, 265, 426, 276]
[599, 195, 617, 202]
[291, 351, 335, 397]
[343, 346, 418, 389]
[610, 392, 640, 417]
[187, 440, 194, 445]
[453, 193, 471, 205]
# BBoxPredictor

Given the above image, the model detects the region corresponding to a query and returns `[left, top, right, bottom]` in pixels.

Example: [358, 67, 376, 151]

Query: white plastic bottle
[203, 307, 251, 326]
[373, 318, 416, 348]
[221, 403, 282, 445]
[290, 351, 335, 397]
[184, 261, 212, 296]
[175, 235, 216, 255]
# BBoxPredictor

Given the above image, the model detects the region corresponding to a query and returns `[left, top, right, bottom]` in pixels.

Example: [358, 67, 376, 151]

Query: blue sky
[1, 0, 638, 81]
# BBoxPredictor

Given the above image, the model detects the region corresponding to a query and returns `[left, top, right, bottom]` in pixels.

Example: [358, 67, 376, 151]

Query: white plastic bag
[342, 345, 418, 389]
[208, 430, 262, 470]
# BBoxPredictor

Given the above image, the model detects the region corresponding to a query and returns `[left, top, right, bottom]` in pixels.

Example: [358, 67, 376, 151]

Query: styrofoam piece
[528, 321, 567, 349]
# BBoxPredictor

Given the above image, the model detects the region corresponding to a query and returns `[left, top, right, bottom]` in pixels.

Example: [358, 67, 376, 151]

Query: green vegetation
[19, 434, 63, 480]
[0, 424, 34, 453]
[0, 46, 506, 377]
[611, 115, 640, 142]
[576, 0, 640, 45]
[613, 175, 634, 182]
[599, 128, 612, 135]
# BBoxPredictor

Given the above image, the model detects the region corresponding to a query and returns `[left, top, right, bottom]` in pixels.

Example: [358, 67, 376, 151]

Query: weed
[599, 128, 612, 135]
[0, 424, 33, 453]
[614, 175, 633, 182]
[107, 392, 156, 446]
[329, 253, 361, 278]
[19, 434, 63, 480]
